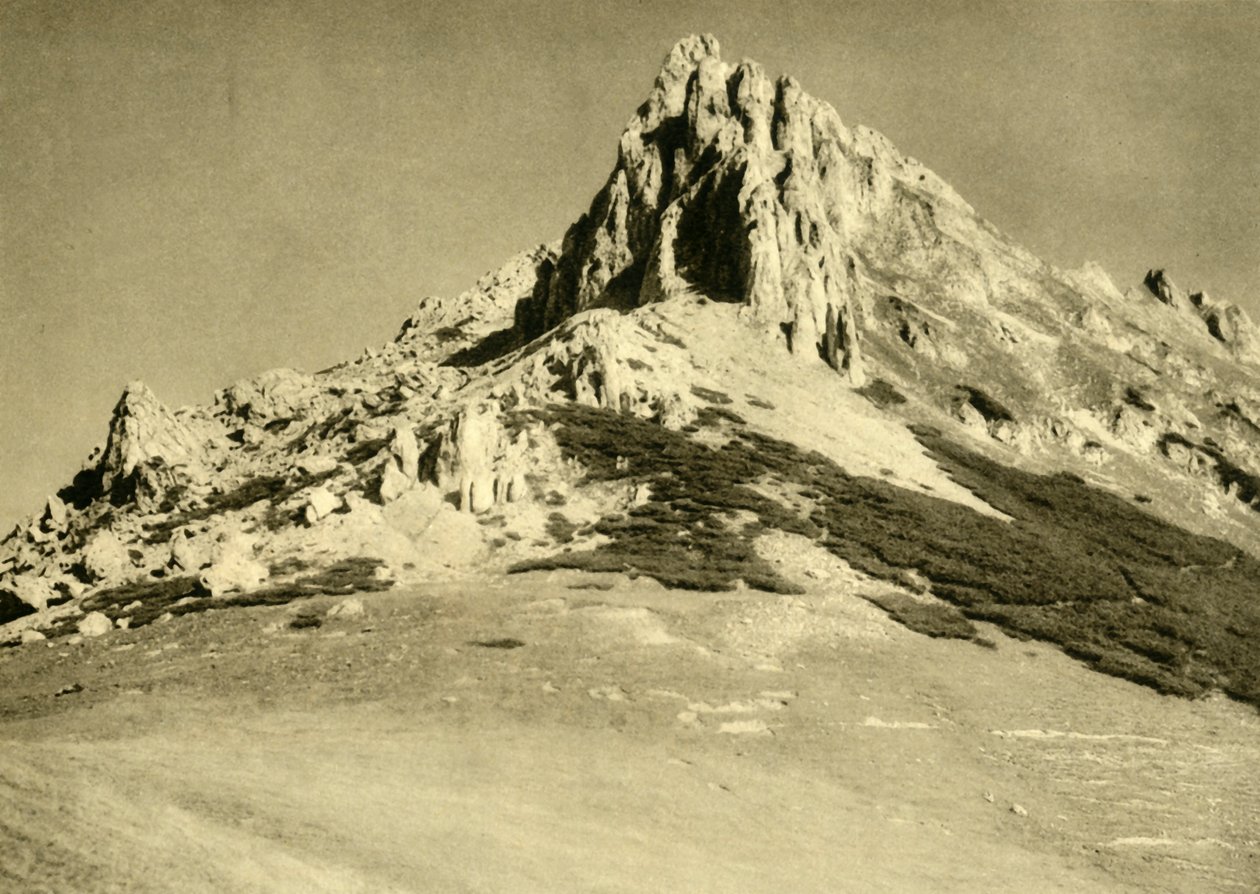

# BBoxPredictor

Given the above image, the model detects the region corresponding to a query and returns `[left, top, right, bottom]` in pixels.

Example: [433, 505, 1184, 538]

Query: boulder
[77, 611, 113, 638]
[304, 486, 342, 523]
[20, 628, 46, 644]
[199, 557, 268, 599]
[82, 530, 131, 583]
[379, 462, 413, 504]
[379, 425, 421, 504]
[197, 532, 268, 598]
[215, 368, 321, 425]
[296, 455, 339, 477]
[169, 531, 210, 573]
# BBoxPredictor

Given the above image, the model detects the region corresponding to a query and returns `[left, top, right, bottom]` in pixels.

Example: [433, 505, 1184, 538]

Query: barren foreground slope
[2, 570, 1255, 893]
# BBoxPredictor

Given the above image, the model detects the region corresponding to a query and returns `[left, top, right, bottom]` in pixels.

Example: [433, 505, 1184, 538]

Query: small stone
[20, 628, 46, 644]
[326, 598, 365, 620]
[1010, 803, 1028, 817]
[305, 486, 341, 522]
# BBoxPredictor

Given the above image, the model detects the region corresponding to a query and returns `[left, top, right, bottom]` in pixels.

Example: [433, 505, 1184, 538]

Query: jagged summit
[515, 32, 968, 382]
[1142, 267, 1260, 363]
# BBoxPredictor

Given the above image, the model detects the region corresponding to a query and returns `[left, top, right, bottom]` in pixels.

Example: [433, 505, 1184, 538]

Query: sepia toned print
[2, 6, 1258, 892]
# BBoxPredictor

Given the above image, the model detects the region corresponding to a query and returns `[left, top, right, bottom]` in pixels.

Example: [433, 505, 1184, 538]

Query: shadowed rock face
[1144, 268, 1260, 364]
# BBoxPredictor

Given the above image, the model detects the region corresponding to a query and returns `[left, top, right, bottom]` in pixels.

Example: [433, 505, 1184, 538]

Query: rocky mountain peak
[514, 34, 886, 383]
[646, 33, 722, 122]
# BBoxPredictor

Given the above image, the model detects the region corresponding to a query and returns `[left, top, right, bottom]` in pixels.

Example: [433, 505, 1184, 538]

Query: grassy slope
[512, 403, 1260, 708]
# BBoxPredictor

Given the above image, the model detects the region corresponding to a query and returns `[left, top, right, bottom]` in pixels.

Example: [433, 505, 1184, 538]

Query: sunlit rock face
[516, 34, 889, 383]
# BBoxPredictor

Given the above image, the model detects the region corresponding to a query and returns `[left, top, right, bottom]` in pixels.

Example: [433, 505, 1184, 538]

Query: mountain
[4, 33, 1260, 892]
[5, 33, 1260, 705]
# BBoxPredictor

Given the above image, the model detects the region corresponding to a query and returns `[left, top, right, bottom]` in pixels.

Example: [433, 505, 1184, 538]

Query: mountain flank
[4, 34, 1260, 713]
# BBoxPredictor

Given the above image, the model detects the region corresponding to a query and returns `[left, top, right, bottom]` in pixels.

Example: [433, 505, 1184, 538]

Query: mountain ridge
[4, 34, 1260, 711]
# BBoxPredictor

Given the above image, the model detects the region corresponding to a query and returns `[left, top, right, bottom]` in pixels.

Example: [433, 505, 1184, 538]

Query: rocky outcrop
[216, 368, 322, 425]
[1142, 269, 1260, 365]
[64, 382, 212, 511]
[506, 309, 697, 427]
[1200, 300, 1260, 365]
[198, 532, 268, 598]
[1144, 269, 1193, 313]
[378, 425, 421, 504]
[513, 35, 866, 383]
[397, 246, 556, 345]
[423, 403, 531, 514]
[7, 31, 1260, 650]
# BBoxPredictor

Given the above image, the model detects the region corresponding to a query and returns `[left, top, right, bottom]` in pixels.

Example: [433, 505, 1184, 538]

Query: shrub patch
[510, 403, 1260, 708]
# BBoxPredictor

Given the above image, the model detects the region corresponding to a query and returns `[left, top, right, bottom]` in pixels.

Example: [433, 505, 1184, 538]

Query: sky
[2, 0, 1258, 527]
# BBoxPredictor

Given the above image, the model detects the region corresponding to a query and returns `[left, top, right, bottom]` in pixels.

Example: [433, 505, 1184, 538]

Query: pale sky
[2, 0, 1258, 527]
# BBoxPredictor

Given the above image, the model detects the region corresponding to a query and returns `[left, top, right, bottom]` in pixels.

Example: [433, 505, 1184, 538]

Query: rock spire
[515, 34, 869, 382]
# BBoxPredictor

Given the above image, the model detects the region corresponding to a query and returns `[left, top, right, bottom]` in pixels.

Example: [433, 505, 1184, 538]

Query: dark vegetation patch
[859, 591, 980, 641]
[142, 469, 340, 542]
[746, 395, 777, 410]
[470, 638, 525, 649]
[510, 404, 1260, 708]
[268, 556, 312, 576]
[546, 512, 580, 544]
[509, 405, 816, 594]
[856, 378, 907, 409]
[695, 406, 747, 428]
[63, 558, 392, 633]
[289, 615, 322, 630]
[690, 385, 733, 405]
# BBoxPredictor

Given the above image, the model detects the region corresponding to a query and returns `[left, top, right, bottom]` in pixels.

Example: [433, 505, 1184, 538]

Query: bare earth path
[2, 573, 1256, 892]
